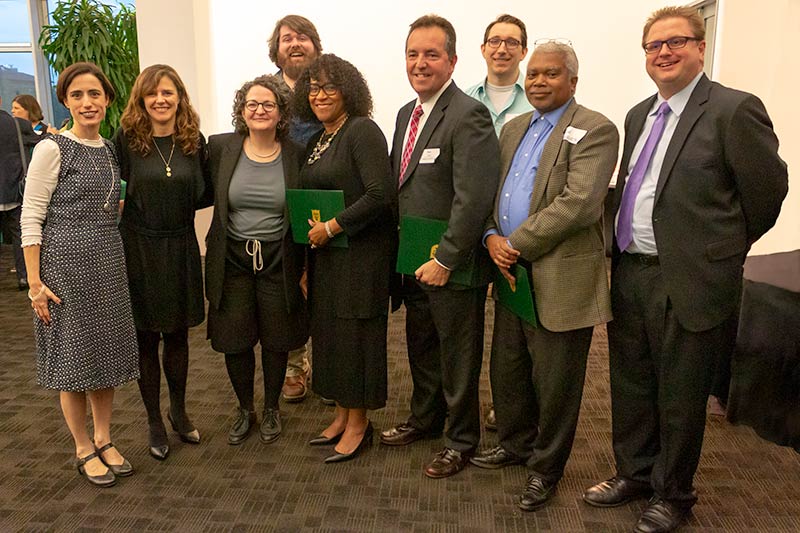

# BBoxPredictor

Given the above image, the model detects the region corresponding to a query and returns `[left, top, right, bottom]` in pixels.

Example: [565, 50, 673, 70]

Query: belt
[623, 252, 659, 266]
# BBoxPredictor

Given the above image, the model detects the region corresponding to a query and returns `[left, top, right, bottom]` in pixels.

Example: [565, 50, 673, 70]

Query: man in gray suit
[470, 42, 619, 513]
[380, 14, 500, 479]
[583, 6, 788, 533]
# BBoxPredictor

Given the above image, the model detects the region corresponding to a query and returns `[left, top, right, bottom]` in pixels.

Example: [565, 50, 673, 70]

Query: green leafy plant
[39, 0, 139, 137]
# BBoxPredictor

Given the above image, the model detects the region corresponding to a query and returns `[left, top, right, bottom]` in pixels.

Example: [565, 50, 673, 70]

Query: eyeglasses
[244, 100, 277, 113]
[643, 36, 701, 54]
[309, 83, 340, 96]
[485, 37, 522, 50]
[534, 38, 573, 47]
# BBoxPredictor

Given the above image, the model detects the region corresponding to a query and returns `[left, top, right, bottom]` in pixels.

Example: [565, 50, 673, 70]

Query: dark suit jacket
[204, 133, 306, 314]
[392, 82, 500, 288]
[612, 74, 788, 332]
[0, 111, 39, 204]
[487, 100, 619, 332]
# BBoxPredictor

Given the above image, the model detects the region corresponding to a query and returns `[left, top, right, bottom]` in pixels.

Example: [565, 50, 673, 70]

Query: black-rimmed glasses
[244, 100, 277, 113]
[643, 36, 701, 54]
[309, 83, 340, 96]
[485, 37, 522, 50]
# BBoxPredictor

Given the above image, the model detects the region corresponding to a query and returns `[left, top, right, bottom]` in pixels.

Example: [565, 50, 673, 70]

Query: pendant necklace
[78, 136, 116, 213]
[307, 114, 348, 165]
[153, 136, 176, 177]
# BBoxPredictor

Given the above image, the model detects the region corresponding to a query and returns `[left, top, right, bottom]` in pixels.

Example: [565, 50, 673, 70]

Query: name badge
[419, 148, 440, 164]
[563, 126, 587, 144]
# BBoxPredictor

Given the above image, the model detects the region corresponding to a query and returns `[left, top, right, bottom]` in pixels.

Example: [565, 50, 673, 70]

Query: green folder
[496, 264, 538, 326]
[396, 215, 475, 286]
[285, 189, 348, 248]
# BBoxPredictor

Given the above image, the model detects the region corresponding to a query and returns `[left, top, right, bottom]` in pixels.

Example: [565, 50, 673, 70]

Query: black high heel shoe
[309, 429, 345, 446]
[324, 422, 373, 463]
[95, 442, 134, 477]
[76, 451, 116, 487]
[168, 411, 201, 444]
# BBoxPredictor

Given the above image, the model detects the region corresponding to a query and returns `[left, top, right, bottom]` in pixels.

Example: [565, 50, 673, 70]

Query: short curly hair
[292, 54, 373, 123]
[231, 74, 292, 139]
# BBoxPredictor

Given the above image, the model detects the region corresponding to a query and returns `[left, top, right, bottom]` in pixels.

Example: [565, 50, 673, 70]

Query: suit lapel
[216, 134, 244, 226]
[529, 101, 578, 212]
[654, 75, 710, 203]
[392, 102, 414, 177]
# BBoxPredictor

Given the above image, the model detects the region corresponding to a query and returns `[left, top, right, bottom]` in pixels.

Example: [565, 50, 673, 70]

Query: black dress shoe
[76, 451, 116, 488]
[168, 411, 201, 444]
[149, 445, 169, 460]
[583, 476, 652, 507]
[470, 445, 524, 469]
[518, 475, 557, 511]
[259, 408, 282, 444]
[324, 422, 373, 463]
[634, 497, 688, 533]
[95, 442, 133, 477]
[228, 408, 257, 445]
[380, 422, 438, 446]
[309, 430, 344, 446]
[484, 407, 497, 431]
[424, 447, 472, 478]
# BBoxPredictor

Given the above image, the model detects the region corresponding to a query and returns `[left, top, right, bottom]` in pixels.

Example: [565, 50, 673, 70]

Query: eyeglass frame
[244, 100, 277, 113]
[309, 83, 340, 97]
[484, 37, 522, 50]
[643, 35, 702, 54]
[534, 38, 573, 47]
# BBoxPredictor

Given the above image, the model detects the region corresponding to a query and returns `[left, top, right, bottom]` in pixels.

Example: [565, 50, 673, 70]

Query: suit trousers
[491, 303, 592, 483]
[608, 253, 732, 508]
[402, 277, 486, 452]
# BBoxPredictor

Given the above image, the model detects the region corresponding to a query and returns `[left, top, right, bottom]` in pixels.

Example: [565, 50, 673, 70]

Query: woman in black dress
[293, 54, 396, 462]
[116, 65, 212, 460]
[206, 75, 308, 446]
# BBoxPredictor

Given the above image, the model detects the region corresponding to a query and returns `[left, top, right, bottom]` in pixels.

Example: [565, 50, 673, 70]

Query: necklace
[248, 139, 280, 159]
[77, 136, 116, 213]
[307, 114, 348, 165]
[153, 136, 176, 177]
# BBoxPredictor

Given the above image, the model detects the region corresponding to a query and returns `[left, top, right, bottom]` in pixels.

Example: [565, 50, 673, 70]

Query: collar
[415, 79, 453, 115]
[529, 97, 573, 128]
[477, 70, 526, 94]
[654, 71, 703, 117]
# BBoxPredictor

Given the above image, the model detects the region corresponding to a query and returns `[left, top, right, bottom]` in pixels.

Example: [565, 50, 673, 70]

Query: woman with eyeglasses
[205, 74, 308, 446]
[115, 64, 212, 461]
[292, 54, 396, 463]
[20, 62, 139, 488]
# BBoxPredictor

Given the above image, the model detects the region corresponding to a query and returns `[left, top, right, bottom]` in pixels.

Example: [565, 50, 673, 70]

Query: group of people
[16, 5, 787, 533]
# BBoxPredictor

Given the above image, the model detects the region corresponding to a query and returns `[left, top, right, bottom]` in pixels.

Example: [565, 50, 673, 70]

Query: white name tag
[419, 148, 440, 164]
[563, 126, 587, 144]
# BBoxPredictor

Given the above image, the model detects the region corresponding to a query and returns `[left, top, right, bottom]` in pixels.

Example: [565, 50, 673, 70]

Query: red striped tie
[398, 105, 424, 187]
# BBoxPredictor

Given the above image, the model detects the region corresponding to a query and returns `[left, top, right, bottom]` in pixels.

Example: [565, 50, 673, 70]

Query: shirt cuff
[433, 256, 452, 271]
[482, 229, 498, 248]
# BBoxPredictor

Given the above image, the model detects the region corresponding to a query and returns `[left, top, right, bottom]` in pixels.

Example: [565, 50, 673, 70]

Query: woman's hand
[28, 282, 62, 325]
[307, 218, 342, 249]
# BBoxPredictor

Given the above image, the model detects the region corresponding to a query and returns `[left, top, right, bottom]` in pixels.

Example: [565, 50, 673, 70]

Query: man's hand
[486, 234, 520, 269]
[415, 259, 451, 287]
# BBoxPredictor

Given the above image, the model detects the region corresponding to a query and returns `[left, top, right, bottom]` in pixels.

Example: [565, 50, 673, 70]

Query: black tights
[224, 348, 288, 412]
[137, 329, 193, 446]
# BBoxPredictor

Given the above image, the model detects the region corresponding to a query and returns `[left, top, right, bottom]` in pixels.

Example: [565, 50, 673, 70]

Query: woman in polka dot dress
[20, 62, 140, 488]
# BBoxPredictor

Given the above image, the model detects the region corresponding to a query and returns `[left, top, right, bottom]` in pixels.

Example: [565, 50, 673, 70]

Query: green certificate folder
[396, 215, 475, 286]
[496, 264, 538, 326]
[285, 189, 348, 248]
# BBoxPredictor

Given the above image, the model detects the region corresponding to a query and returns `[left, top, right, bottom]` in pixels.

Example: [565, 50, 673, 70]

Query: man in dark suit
[583, 6, 788, 533]
[471, 41, 619, 512]
[380, 14, 500, 479]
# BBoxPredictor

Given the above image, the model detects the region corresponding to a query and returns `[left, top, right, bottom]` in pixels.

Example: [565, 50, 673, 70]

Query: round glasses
[485, 37, 521, 50]
[245, 100, 277, 113]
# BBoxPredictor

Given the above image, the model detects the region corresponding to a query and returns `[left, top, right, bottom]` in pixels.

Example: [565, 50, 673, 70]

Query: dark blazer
[392, 82, 500, 288]
[0, 111, 38, 204]
[204, 133, 306, 313]
[487, 100, 619, 332]
[612, 74, 788, 332]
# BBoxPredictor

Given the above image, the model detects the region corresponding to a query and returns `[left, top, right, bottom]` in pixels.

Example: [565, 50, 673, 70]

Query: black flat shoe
[95, 442, 134, 477]
[228, 408, 256, 445]
[309, 430, 344, 446]
[324, 422, 373, 463]
[168, 411, 201, 444]
[76, 451, 116, 488]
[149, 445, 170, 461]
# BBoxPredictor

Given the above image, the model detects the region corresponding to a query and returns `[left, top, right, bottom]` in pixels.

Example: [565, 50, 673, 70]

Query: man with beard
[267, 14, 324, 402]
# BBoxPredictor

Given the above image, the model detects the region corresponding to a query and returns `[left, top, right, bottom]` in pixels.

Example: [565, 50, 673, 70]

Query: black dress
[301, 117, 397, 409]
[115, 131, 212, 332]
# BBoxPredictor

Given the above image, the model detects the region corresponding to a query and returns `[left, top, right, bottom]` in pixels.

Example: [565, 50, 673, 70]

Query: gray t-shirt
[227, 151, 285, 242]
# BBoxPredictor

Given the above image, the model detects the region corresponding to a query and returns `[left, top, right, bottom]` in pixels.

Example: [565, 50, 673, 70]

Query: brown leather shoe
[583, 476, 652, 507]
[282, 371, 307, 403]
[424, 447, 472, 478]
[380, 422, 437, 447]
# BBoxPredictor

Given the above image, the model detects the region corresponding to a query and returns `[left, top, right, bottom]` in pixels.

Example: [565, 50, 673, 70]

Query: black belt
[623, 252, 659, 266]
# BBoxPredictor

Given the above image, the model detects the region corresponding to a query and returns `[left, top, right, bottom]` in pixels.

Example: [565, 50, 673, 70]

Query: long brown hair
[121, 64, 201, 156]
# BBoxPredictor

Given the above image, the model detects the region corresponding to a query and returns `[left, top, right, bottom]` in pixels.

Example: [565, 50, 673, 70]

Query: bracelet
[324, 221, 335, 239]
[28, 286, 45, 301]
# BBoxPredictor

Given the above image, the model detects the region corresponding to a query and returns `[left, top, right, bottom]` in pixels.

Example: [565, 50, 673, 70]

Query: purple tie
[616, 101, 671, 252]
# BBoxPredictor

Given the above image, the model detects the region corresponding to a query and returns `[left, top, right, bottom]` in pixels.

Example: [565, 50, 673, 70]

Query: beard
[280, 50, 315, 81]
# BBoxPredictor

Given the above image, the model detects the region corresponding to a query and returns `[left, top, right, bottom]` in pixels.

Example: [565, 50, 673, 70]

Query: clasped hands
[28, 282, 61, 325]
[486, 234, 521, 290]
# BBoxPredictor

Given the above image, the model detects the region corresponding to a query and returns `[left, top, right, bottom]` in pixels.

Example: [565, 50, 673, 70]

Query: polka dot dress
[34, 135, 140, 391]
